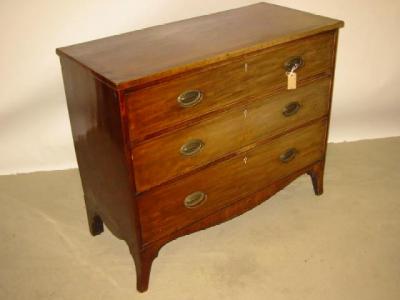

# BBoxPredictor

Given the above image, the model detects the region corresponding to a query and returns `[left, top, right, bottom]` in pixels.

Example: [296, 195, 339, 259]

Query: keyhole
[243, 156, 248, 165]
[243, 109, 248, 119]
[244, 63, 248, 72]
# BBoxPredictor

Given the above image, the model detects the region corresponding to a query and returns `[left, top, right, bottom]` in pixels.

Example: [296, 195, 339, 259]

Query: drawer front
[133, 108, 245, 192]
[138, 120, 328, 244]
[245, 77, 331, 142]
[126, 32, 334, 142]
[244, 31, 335, 98]
[133, 78, 331, 192]
[126, 60, 247, 142]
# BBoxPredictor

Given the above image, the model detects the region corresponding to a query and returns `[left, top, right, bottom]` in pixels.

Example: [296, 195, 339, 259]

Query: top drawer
[126, 31, 335, 142]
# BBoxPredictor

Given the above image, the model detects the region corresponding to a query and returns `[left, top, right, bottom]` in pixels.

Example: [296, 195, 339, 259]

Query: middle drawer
[137, 120, 328, 244]
[132, 78, 331, 192]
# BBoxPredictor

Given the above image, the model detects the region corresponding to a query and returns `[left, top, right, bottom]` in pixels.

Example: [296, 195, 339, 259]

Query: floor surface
[0, 137, 399, 299]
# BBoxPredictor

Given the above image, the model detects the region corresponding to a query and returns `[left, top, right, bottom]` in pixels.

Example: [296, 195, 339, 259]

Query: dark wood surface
[59, 56, 137, 242]
[138, 120, 327, 244]
[56, 2, 343, 89]
[59, 56, 148, 291]
[126, 31, 335, 142]
[57, 2, 343, 293]
[133, 78, 331, 192]
[138, 159, 326, 284]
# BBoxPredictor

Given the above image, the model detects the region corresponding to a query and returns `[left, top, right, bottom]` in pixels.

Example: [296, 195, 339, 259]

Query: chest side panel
[60, 56, 140, 244]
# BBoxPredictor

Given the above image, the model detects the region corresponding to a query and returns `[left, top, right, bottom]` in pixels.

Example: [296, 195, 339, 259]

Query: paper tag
[287, 71, 297, 90]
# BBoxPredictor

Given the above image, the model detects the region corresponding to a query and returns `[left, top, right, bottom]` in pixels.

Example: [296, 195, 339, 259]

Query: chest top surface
[56, 2, 343, 89]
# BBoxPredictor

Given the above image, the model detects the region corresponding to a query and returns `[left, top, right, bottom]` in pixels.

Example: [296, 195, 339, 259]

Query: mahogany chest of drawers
[57, 2, 343, 292]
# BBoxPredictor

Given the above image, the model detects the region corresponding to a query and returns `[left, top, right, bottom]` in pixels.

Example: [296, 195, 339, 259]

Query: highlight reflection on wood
[57, 2, 344, 292]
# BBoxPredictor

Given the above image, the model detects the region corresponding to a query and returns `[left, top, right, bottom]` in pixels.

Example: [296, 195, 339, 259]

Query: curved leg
[307, 161, 324, 196]
[129, 243, 160, 293]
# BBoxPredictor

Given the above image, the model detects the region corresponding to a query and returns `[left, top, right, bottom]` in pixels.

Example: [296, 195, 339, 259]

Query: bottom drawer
[138, 120, 328, 244]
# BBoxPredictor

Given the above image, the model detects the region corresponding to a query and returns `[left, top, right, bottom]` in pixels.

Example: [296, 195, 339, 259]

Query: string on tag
[289, 63, 299, 75]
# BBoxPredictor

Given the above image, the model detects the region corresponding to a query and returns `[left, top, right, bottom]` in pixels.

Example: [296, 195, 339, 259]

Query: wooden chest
[57, 2, 343, 292]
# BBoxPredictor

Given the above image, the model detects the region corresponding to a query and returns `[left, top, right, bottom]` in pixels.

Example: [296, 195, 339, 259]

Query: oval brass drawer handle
[282, 101, 301, 117]
[184, 191, 207, 208]
[177, 90, 203, 108]
[180, 139, 205, 156]
[284, 56, 304, 72]
[280, 148, 298, 163]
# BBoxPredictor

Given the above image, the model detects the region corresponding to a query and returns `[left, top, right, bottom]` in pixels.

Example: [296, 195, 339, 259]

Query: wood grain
[127, 31, 335, 142]
[56, 3, 343, 89]
[244, 31, 334, 98]
[59, 56, 157, 293]
[138, 120, 328, 244]
[132, 78, 331, 192]
[59, 57, 138, 242]
[245, 77, 331, 142]
[57, 3, 344, 292]
[126, 59, 246, 142]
